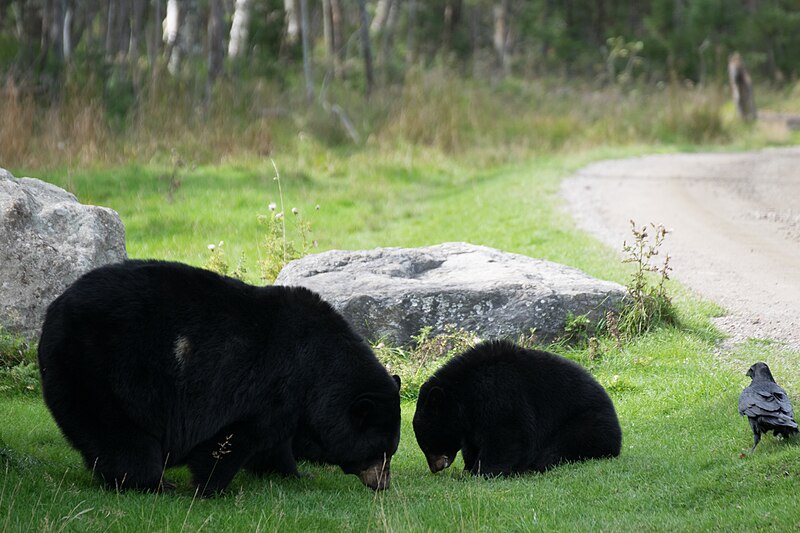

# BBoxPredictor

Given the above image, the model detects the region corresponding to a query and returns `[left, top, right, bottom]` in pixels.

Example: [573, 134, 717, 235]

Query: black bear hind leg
[532, 413, 621, 472]
[465, 439, 521, 477]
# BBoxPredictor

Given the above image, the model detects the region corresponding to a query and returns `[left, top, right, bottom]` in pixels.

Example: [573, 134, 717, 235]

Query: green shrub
[0, 328, 39, 397]
[0, 328, 35, 368]
[615, 220, 677, 339]
[373, 324, 481, 400]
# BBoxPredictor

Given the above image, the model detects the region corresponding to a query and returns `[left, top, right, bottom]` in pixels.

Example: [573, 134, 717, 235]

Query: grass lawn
[3, 145, 800, 531]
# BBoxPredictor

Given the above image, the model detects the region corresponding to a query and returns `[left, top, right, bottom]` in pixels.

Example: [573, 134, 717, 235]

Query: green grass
[3, 143, 800, 530]
[2, 330, 799, 531]
[24, 146, 632, 281]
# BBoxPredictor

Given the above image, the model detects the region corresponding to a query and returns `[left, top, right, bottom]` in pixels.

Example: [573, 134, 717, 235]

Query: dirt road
[561, 147, 800, 351]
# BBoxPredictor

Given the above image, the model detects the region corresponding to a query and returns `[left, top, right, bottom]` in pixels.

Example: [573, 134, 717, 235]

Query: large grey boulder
[276, 242, 626, 345]
[1, 168, 127, 340]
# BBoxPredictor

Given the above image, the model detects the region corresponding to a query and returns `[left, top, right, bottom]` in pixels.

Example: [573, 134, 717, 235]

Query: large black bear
[413, 340, 621, 476]
[38, 260, 401, 495]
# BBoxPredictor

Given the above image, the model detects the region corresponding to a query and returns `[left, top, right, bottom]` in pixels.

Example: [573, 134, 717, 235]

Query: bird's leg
[748, 419, 762, 451]
[750, 430, 761, 451]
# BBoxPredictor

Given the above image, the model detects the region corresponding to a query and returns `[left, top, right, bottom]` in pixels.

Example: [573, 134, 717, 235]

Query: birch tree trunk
[165, 0, 195, 77]
[62, 1, 72, 61]
[370, 0, 391, 34]
[228, 0, 250, 59]
[284, 0, 299, 45]
[163, 0, 180, 68]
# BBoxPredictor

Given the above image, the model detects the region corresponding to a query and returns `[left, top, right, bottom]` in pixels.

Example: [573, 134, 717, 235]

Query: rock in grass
[276, 242, 625, 345]
[0, 168, 127, 340]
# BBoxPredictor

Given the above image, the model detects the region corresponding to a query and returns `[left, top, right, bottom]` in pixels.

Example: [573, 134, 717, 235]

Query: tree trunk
[207, 0, 224, 87]
[380, 0, 398, 71]
[180, 0, 198, 71]
[356, 0, 374, 97]
[370, 0, 391, 34]
[66, 0, 95, 55]
[163, 0, 179, 59]
[330, 0, 344, 78]
[105, 0, 115, 59]
[442, 0, 452, 51]
[406, 0, 416, 66]
[322, 0, 333, 75]
[130, 0, 147, 90]
[442, 0, 461, 52]
[728, 52, 757, 122]
[115, 0, 131, 61]
[493, 0, 511, 76]
[62, 2, 72, 60]
[165, 0, 189, 76]
[228, 0, 250, 59]
[299, 0, 313, 99]
[51, 0, 66, 63]
[149, 0, 161, 82]
[284, 0, 299, 45]
[14, 0, 45, 70]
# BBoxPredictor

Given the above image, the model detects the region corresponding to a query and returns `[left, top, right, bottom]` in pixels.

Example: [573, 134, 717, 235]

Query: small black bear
[413, 339, 621, 476]
[38, 260, 401, 495]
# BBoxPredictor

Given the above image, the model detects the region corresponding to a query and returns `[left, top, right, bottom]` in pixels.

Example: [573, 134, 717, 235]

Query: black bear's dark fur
[413, 340, 621, 477]
[38, 260, 401, 495]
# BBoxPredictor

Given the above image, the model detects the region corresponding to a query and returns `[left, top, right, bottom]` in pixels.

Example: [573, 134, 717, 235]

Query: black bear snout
[357, 457, 392, 491]
[426, 454, 450, 473]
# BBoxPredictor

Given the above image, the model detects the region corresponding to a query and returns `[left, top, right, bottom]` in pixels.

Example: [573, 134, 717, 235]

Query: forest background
[1, 0, 799, 170]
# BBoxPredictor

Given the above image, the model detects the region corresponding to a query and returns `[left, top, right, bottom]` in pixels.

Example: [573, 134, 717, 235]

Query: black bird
[738, 362, 798, 451]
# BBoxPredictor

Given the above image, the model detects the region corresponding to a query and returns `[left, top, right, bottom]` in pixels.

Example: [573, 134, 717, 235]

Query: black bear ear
[425, 386, 446, 413]
[392, 374, 401, 389]
[350, 396, 376, 429]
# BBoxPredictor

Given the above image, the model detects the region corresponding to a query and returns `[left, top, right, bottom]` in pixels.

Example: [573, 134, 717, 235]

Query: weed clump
[201, 159, 317, 284]
[258, 160, 318, 283]
[373, 325, 481, 400]
[257, 202, 316, 283]
[615, 220, 677, 339]
[204, 241, 247, 280]
[0, 328, 39, 396]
